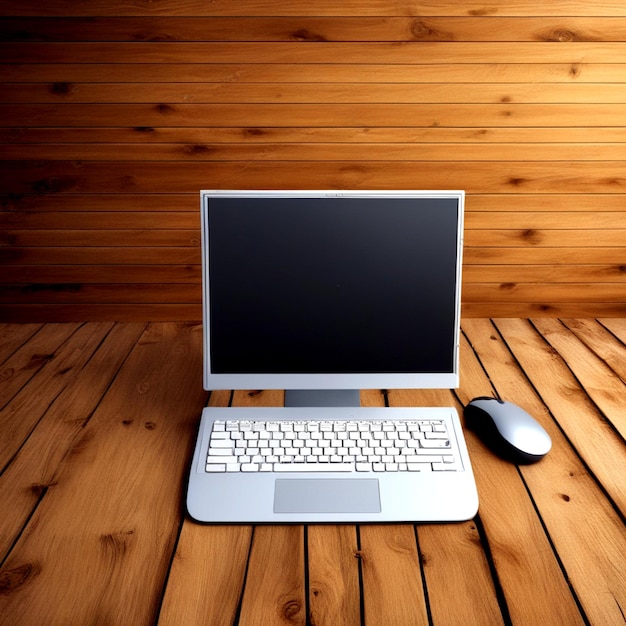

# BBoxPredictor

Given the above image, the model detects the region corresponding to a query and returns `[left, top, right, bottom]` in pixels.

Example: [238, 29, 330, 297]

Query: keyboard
[205, 418, 462, 473]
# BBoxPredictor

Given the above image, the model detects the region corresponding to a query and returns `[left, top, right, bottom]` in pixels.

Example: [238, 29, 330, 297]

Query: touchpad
[274, 478, 381, 514]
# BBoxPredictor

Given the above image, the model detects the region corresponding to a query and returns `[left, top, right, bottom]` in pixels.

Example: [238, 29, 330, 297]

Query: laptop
[186, 190, 479, 523]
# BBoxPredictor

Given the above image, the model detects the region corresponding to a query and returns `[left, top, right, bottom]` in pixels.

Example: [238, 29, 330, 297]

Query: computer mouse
[464, 396, 551, 464]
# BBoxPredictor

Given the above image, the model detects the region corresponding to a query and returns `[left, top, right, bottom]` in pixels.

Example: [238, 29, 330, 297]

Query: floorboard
[0, 319, 624, 625]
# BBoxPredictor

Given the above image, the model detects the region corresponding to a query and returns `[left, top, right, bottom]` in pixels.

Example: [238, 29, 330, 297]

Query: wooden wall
[1, 1, 625, 321]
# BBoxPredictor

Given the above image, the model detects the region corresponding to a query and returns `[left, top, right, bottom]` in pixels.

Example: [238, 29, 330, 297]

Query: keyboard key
[205, 417, 458, 475]
[273, 463, 354, 472]
[207, 455, 238, 464]
[420, 439, 450, 449]
[408, 463, 433, 472]
[210, 439, 234, 448]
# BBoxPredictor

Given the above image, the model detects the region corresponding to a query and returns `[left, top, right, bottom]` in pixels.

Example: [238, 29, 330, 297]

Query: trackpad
[274, 478, 381, 514]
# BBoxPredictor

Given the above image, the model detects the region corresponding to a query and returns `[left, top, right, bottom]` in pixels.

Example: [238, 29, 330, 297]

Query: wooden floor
[0, 319, 625, 625]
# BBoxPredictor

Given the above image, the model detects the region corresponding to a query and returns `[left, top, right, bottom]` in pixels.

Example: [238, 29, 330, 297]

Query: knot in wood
[555, 29, 576, 42]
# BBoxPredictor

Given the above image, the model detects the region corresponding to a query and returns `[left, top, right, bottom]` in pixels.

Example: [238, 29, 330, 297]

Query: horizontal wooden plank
[468, 194, 626, 212]
[3, 42, 626, 65]
[2, 227, 624, 248]
[0, 304, 203, 322]
[468, 229, 626, 247]
[1, 245, 621, 268]
[5, 209, 623, 231]
[1, 1, 625, 18]
[3, 17, 626, 42]
[4, 103, 626, 128]
[466, 211, 626, 229]
[6, 82, 626, 105]
[4, 126, 626, 145]
[3, 193, 626, 215]
[463, 247, 626, 265]
[2, 266, 623, 288]
[0, 193, 199, 212]
[1, 302, 623, 321]
[463, 264, 626, 283]
[3, 142, 626, 162]
[465, 283, 626, 303]
[1, 229, 199, 247]
[0, 211, 198, 230]
[3, 63, 626, 83]
[2, 161, 626, 194]
[1, 266, 624, 288]
[0, 247, 200, 265]
[1, 265, 623, 286]
[465, 302, 626, 317]
[2, 282, 623, 306]
[0, 265, 200, 284]
[0, 284, 201, 305]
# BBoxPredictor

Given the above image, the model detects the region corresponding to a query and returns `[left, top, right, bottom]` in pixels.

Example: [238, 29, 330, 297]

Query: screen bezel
[201, 190, 464, 391]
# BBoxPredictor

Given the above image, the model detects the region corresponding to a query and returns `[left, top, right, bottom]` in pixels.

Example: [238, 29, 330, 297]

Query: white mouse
[464, 397, 552, 464]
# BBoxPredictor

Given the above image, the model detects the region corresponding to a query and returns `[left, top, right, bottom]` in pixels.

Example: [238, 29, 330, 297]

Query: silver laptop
[187, 190, 478, 523]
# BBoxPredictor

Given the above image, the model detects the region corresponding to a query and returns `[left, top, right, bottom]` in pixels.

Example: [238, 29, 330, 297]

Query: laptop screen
[202, 190, 464, 391]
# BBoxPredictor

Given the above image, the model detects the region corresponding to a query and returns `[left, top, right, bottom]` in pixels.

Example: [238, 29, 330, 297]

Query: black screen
[208, 196, 460, 374]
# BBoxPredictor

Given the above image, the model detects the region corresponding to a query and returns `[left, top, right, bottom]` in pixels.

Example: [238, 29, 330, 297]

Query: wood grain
[491, 318, 626, 512]
[4, 141, 626, 161]
[0, 319, 624, 624]
[469, 319, 626, 625]
[238, 526, 306, 626]
[7, 83, 626, 105]
[1, 4, 625, 320]
[3, 63, 626, 83]
[0, 323, 110, 471]
[359, 524, 429, 625]
[0, 322, 207, 625]
[2, 161, 626, 193]
[0, 322, 145, 563]
[3, 16, 626, 43]
[2, 1, 626, 18]
[488, 320, 626, 623]
[457, 322, 589, 625]
[4, 103, 626, 127]
[158, 389, 256, 626]
[159, 524, 253, 626]
[307, 525, 361, 626]
[0, 323, 71, 410]
[0, 323, 42, 364]
[387, 387, 506, 624]
[561, 318, 626, 381]
[6, 41, 626, 64]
